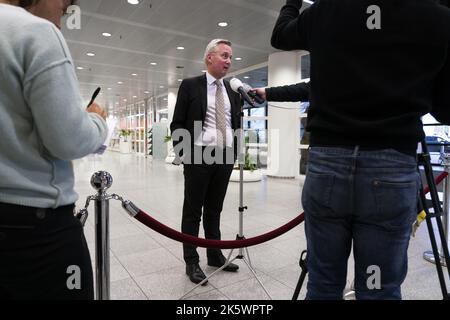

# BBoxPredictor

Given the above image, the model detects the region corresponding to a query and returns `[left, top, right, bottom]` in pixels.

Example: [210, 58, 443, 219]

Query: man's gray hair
[203, 39, 232, 63]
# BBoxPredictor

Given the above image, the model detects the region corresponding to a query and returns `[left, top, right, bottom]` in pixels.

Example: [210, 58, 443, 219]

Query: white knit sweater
[0, 4, 107, 208]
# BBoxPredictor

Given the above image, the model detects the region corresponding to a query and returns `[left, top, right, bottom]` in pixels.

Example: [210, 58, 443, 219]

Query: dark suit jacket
[170, 74, 242, 159]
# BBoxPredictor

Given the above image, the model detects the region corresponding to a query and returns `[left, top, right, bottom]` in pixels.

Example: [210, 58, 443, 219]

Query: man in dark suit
[170, 39, 241, 285]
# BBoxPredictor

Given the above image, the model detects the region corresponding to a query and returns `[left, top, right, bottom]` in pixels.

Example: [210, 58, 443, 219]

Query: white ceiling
[61, 0, 311, 112]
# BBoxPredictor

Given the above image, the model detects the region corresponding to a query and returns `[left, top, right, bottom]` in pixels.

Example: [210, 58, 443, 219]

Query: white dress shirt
[194, 72, 233, 148]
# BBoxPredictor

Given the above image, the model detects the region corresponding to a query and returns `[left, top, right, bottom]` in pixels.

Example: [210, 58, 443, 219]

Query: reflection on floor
[73, 152, 448, 300]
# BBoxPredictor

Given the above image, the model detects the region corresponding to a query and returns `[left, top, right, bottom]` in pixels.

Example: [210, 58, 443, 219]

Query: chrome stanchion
[423, 153, 450, 267]
[76, 171, 114, 300]
[91, 171, 113, 300]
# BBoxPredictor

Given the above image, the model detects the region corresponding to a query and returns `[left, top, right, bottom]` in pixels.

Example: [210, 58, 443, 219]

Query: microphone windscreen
[230, 78, 243, 93]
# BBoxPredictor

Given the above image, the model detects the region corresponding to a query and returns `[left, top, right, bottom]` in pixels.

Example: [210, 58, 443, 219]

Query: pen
[87, 87, 101, 109]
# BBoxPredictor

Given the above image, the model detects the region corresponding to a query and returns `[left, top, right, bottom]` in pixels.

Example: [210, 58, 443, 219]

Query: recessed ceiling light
[163, 98, 168, 101]
[133, 96, 137, 98]
[176, 46, 185, 50]
[235, 57, 242, 61]
[86, 52, 95, 57]
[102, 32, 112, 37]
[150, 62, 157, 65]
[244, 76, 250, 79]
[117, 81, 123, 84]
[107, 88, 112, 90]
[131, 73, 137, 76]
[144, 91, 150, 94]
[127, 0, 139, 4]
[76, 67, 84, 70]
[202, 70, 207, 73]
[159, 86, 164, 89]
[177, 79, 183, 82]
[123, 99, 127, 102]
[218, 22, 228, 27]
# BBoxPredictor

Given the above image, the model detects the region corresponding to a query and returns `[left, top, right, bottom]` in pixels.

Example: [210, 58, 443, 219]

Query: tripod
[292, 139, 450, 300]
[417, 140, 450, 299]
[180, 102, 272, 300]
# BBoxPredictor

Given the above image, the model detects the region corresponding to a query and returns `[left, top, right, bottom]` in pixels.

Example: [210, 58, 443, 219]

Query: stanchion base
[423, 251, 447, 267]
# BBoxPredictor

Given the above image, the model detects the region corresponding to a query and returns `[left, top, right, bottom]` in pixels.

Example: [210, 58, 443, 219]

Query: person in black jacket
[170, 39, 241, 285]
[271, 0, 450, 299]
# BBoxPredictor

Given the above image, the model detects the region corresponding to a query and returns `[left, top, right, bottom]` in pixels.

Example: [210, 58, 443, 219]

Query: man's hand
[251, 88, 267, 101]
[87, 102, 107, 120]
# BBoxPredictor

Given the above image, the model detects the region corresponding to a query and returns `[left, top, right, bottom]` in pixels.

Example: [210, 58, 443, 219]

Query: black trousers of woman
[0, 203, 94, 300]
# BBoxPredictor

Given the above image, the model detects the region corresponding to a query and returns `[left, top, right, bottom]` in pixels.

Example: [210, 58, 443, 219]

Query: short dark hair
[18, 0, 77, 9]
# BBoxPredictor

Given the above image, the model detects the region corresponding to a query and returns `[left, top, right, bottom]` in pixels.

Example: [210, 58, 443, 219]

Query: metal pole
[238, 106, 246, 257]
[91, 171, 113, 300]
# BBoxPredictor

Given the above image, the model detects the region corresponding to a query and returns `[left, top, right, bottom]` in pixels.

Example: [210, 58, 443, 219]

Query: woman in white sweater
[0, 0, 107, 300]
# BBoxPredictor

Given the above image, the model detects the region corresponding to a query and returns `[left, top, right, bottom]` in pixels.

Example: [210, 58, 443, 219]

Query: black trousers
[0, 203, 94, 300]
[182, 161, 234, 265]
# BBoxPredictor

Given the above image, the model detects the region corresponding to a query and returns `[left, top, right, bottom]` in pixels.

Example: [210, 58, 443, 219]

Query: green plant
[243, 152, 258, 172]
[119, 129, 131, 142]
[241, 135, 258, 172]
[164, 135, 172, 143]
[119, 129, 131, 136]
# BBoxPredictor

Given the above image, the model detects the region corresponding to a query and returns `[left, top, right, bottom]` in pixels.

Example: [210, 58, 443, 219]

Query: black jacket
[170, 75, 242, 158]
[266, 82, 310, 102]
[272, 0, 450, 152]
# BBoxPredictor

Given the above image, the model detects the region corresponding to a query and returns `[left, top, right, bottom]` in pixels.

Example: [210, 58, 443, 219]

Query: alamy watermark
[367, 5, 381, 30]
[66, 265, 81, 290]
[171, 122, 277, 167]
[65, 5, 81, 30]
[366, 265, 381, 290]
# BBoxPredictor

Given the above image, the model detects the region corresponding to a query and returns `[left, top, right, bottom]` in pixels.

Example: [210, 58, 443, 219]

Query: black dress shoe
[208, 257, 239, 272]
[186, 263, 208, 285]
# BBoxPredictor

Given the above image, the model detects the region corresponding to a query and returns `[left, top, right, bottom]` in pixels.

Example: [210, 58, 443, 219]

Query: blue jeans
[302, 147, 420, 300]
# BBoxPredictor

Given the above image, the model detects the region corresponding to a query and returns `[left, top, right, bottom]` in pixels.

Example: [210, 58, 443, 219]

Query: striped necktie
[215, 80, 227, 148]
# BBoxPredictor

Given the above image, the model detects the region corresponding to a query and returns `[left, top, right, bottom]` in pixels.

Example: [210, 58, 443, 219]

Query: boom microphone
[230, 78, 255, 107]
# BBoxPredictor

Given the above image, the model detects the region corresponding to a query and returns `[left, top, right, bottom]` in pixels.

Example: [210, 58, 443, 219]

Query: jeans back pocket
[302, 170, 335, 217]
[372, 179, 418, 231]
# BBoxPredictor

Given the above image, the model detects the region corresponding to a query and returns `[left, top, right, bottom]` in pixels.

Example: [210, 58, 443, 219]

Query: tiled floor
[73, 152, 449, 300]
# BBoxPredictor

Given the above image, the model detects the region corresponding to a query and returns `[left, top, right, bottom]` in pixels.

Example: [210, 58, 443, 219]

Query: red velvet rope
[423, 172, 448, 195]
[134, 210, 304, 249]
[130, 171, 448, 249]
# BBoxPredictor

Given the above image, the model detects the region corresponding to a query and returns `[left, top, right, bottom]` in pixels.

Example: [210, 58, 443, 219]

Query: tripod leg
[418, 168, 450, 299]
[179, 250, 237, 300]
[292, 271, 307, 300]
[241, 257, 272, 299]
[292, 250, 308, 300]
[422, 163, 450, 272]
[244, 247, 254, 270]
